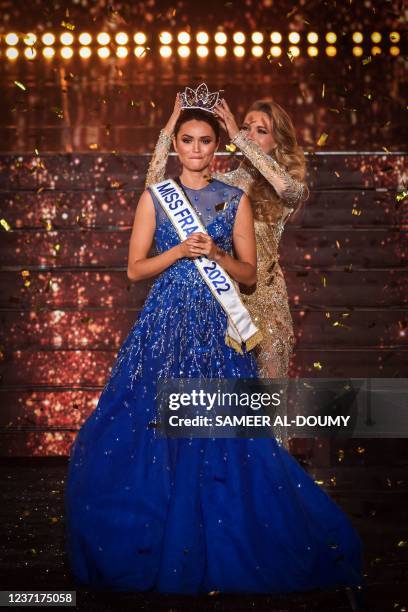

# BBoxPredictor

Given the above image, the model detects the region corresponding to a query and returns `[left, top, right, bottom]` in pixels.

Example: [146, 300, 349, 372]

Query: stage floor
[1, 457, 407, 611]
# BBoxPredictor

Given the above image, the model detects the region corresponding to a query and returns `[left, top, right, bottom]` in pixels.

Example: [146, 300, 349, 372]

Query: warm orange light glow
[79, 33, 92, 45]
[215, 45, 227, 57]
[134, 32, 147, 45]
[97, 32, 110, 45]
[269, 46, 282, 57]
[43, 47, 55, 58]
[61, 46, 74, 59]
[251, 46, 263, 57]
[97, 46, 110, 58]
[214, 32, 227, 44]
[160, 45, 172, 57]
[233, 32, 245, 44]
[5, 33, 18, 46]
[60, 32, 74, 45]
[116, 46, 128, 57]
[6, 47, 19, 59]
[270, 32, 282, 44]
[115, 32, 129, 45]
[197, 45, 209, 57]
[159, 32, 172, 44]
[325, 46, 337, 57]
[326, 32, 337, 44]
[79, 46, 92, 58]
[42, 33, 55, 45]
[178, 31, 191, 44]
[307, 32, 318, 44]
[24, 33, 37, 46]
[178, 45, 191, 57]
[288, 32, 300, 44]
[233, 45, 245, 57]
[24, 47, 37, 59]
[196, 31, 209, 44]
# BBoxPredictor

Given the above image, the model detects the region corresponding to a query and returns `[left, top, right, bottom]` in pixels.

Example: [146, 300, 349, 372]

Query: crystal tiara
[179, 83, 221, 113]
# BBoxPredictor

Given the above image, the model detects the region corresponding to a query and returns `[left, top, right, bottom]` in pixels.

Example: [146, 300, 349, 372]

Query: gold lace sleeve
[231, 130, 307, 206]
[144, 129, 172, 188]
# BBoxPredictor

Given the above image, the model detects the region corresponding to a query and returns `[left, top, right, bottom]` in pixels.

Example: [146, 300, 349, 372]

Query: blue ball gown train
[64, 178, 363, 594]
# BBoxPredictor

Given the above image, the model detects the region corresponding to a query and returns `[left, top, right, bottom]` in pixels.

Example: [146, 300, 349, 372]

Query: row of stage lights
[2, 30, 402, 60]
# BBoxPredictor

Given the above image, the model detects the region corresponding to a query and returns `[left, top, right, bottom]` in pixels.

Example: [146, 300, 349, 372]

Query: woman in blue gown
[64, 105, 363, 596]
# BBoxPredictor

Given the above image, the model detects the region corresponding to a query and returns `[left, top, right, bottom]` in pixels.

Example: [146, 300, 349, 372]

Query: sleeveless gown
[64, 178, 363, 594]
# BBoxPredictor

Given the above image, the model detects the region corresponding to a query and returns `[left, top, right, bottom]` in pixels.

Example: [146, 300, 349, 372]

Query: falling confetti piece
[321, 83, 325, 98]
[14, 80, 26, 91]
[338, 449, 345, 462]
[396, 191, 408, 202]
[334, 171, 340, 178]
[150, 101, 156, 108]
[382, 146, 390, 153]
[89, 143, 98, 150]
[321, 276, 327, 287]
[397, 540, 407, 548]
[362, 56, 372, 65]
[226, 143, 237, 153]
[364, 92, 373, 100]
[356, 446, 365, 454]
[34, 148, 39, 156]
[325, 312, 331, 318]
[313, 362, 323, 370]
[335, 240, 341, 249]
[0, 218, 12, 231]
[51, 107, 64, 119]
[317, 133, 328, 146]
[61, 20, 75, 30]
[352, 209, 362, 216]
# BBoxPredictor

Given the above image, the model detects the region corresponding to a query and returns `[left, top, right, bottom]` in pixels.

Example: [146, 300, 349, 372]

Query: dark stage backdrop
[0, 0, 406, 456]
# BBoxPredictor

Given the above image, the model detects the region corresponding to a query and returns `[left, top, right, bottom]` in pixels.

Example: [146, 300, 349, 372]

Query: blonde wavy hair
[243, 98, 309, 223]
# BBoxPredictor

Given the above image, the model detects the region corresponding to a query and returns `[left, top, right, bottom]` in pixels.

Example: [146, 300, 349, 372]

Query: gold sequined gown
[145, 130, 307, 444]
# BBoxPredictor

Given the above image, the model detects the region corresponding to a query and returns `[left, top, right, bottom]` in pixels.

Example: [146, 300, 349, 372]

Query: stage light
[307, 46, 318, 57]
[352, 32, 363, 44]
[251, 46, 263, 57]
[134, 46, 146, 57]
[116, 46, 128, 58]
[97, 46, 110, 58]
[24, 33, 37, 46]
[134, 32, 147, 45]
[307, 32, 318, 44]
[6, 47, 19, 59]
[97, 32, 110, 45]
[269, 46, 282, 57]
[79, 33, 92, 45]
[215, 45, 227, 57]
[352, 46, 363, 56]
[270, 32, 282, 44]
[288, 46, 300, 57]
[371, 32, 381, 43]
[24, 47, 37, 59]
[43, 47, 55, 58]
[390, 32, 400, 43]
[178, 45, 190, 57]
[61, 46, 73, 59]
[390, 46, 400, 56]
[178, 32, 191, 44]
[233, 45, 245, 57]
[115, 32, 129, 45]
[214, 32, 227, 44]
[371, 46, 382, 55]
[60, 32, 74, 46]
[197, 45, 209, 57]
[288, 32, 300, 44]
[159, 32, 172, 44]
[326, 45, 337, 57]
[160, 45, 172, 57]
[5, 33, 18, 46]
[251, 32, 264, 44]
[196, 32, 209, 44]
[233, 32, 246, 44]
[79, 46, 92, 58]
[42, 33, 55, 45]
[326, 32, 337, 44]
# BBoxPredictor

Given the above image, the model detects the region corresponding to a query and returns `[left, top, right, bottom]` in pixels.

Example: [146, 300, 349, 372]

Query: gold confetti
[396, 190, 408, 202]
[397, 540, 407, 548]
[338, 449, 345, 462]
[226, 143, 237, 153]
[364, 92, 372, 100]
[89, 143, 98, 150]
[334, 171, 340, 178]
[356, 446, 365, 454]
[21, 270, 30, 287]
[150, 101, 156, 108]
[362, 56, 372, 65]
[0, 218, 12, 231]
[40, 218, 53, 231]
[325, 312, 331, 318]
[352, 208, 362, 216]
[335, 240, 341, 249]
[317, 133, 328, 146]
[321, 83, 325, 98]
[382, 146, 390, 153]
[61, 20, 75, 30]
[314, 479, 324, 485]
[321, 276, 327, 287]
[14, 80, 26, 91]
[34, 148, 39, 156]
[313, 362, 323, 370]
[51, 107, 64, 119]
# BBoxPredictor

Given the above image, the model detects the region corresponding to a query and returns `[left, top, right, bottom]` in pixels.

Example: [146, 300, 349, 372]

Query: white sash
[150, 178, 263, 354]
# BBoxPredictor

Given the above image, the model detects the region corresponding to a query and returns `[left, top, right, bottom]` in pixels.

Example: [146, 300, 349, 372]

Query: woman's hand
[163, 93, 183, 136]
[177, 232, 222, 261]
[213, 99, 240, 140]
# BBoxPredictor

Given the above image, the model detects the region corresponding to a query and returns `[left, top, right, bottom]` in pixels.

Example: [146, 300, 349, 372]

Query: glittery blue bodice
[64, 177, 363, 595]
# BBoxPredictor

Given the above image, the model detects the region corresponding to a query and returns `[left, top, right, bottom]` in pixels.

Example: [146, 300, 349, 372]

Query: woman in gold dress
[145, 94, 309, 445]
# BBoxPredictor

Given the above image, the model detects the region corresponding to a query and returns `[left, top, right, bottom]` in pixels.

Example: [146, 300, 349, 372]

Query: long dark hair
[174, 108, 220, 142]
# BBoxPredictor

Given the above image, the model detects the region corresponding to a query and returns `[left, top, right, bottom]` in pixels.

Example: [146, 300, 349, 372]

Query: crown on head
[179, 83, 221, 113]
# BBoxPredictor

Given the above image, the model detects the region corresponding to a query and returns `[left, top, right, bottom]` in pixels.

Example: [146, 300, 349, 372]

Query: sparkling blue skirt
[64, 267, 363, 594]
